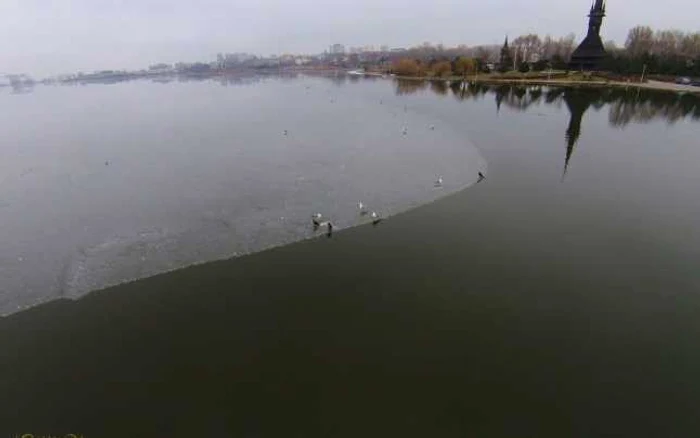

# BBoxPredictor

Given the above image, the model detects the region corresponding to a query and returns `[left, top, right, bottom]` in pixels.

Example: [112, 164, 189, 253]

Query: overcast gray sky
[1, 0, 698, 77]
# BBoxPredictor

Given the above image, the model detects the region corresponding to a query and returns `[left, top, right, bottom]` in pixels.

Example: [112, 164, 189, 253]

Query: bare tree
[654, 30, 683, 56]
[475, 45, 498, 63]
[604, 40, 619, 52]
[680, 32, 700, 58]
[541, 35, 556, 59]
[625, 26, 654, 56]
[558, 34, 577, 59]
[512, 34, 542, 62]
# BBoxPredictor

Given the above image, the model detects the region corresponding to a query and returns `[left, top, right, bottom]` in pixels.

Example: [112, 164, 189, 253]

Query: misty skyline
[2, 0, 698, 77]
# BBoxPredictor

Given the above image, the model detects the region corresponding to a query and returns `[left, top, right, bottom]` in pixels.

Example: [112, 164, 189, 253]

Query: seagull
[315, 220, 334, 236]
[311, 213, 323, 227]
[435, 177, 443, 187]
[478, 171, 486, 181]
[357, 201, 368, 216]
[370, 211, 383, 226]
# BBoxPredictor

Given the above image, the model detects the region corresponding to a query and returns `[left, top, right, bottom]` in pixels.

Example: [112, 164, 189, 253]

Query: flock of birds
[308, 171, 484, 237]
[292, 89, 487, 238]
[310, 200, 384, 237]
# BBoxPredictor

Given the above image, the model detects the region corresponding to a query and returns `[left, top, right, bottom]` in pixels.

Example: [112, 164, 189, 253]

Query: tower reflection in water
[395, 79, 700, 179]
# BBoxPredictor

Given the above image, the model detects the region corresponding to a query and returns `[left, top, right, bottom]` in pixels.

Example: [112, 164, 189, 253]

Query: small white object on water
[435, 177, 443, 187]
[370, 211, 383, 225]
[358, 201, 368, 216]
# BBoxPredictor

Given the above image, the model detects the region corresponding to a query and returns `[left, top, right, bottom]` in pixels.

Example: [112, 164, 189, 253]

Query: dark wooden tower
[569, 0, 607, 70]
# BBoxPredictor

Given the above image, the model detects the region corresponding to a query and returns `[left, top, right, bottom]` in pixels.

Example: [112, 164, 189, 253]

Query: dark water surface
[2, 77, 700, 437]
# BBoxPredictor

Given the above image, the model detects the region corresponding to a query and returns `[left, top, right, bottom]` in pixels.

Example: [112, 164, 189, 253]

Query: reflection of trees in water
[607, 90, 700, 127]
[360, 75, 381, 83]
[529, 87, 543, 103]
[450, 82, 490, 101]
[421, 81, 700, 127]
[151, 77, 175, 84]
[452, 84, 552, 112]
[545, 87, 565, 103]
[327, 74, 347, 87]
[300, 72, 348, 89]
[395, 79, 428, 96]
[429, 80, 449, 96]
[491, 85, 545, 112]
[449, 81, 463, 97]
[447, 83, 549, 112]
[396, 79, 468, 97]
[10, 84, 35, 94]
[5, 74, 35, 94]
[278, 72, 301, 82]
[414, 81, 699, 178]
[213, 74, 265, 87]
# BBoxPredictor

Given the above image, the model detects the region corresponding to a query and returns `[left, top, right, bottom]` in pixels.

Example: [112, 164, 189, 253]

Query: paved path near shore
[639, 80, 700, 93]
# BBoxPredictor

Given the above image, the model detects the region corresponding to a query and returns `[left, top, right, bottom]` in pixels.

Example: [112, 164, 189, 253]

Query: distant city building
[217, 53, 258, 69]
[330, 44, 346, 55]
[569, 0, 607, 70]
[5, 73, 35, 88]
[148, 63, 174, 74]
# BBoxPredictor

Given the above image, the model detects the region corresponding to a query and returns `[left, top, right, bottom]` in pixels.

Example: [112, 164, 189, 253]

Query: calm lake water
[0, 75, 484, 313]
[1, 75, 700, 437]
